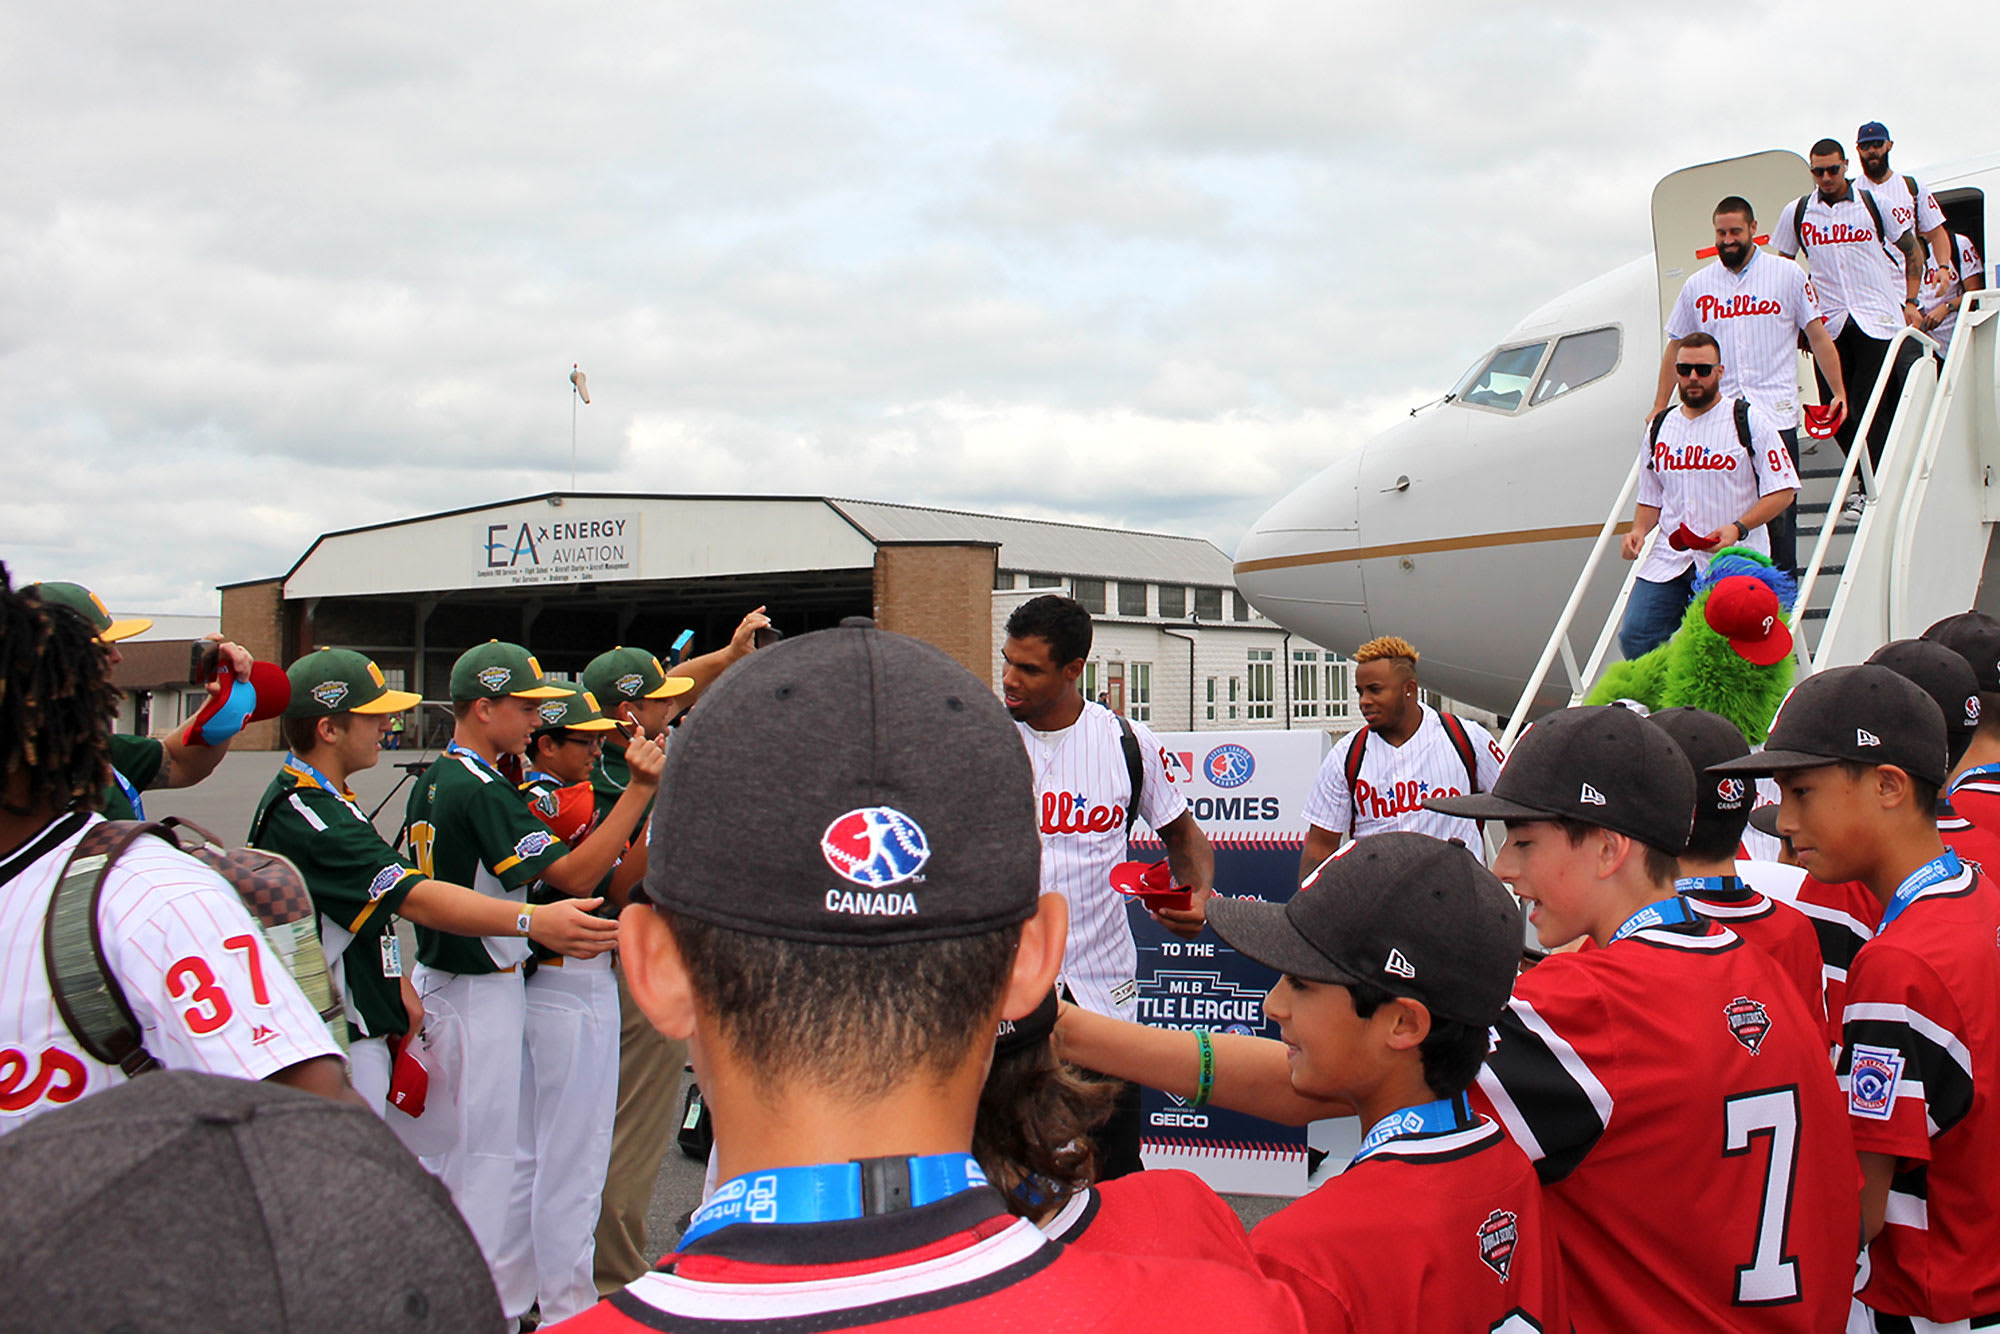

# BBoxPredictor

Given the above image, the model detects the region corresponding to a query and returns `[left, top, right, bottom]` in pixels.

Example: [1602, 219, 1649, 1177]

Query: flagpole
[571, 385, 578, 490]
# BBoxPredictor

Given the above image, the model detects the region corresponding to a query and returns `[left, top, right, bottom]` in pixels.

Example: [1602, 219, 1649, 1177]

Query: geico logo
[1149, 1112, 1211, 1128]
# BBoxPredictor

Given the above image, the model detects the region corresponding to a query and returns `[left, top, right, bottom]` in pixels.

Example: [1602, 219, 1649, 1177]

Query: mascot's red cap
[1705, 575, 1795, 666]
[1803, 403, 1845, 440]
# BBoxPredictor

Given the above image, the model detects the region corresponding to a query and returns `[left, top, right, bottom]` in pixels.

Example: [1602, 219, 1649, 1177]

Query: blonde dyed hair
[1354, 636, 1420, 666]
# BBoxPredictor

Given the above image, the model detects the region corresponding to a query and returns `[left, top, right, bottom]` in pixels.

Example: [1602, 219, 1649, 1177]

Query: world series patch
[1476, 1209, 1518, 1282]
[1849, 1044, 1905, 1119]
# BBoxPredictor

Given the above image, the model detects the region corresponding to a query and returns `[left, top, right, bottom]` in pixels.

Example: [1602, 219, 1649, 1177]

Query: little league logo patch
[367, 864, 406, 901]
[1204, 743, 1255, 789]
[310, 679, 350, 709]
[538, 700, 567, 726]
[478, 665, 513, 692]
[513, 830, 556, 860]
[1723, 995, 1770, 1054]
[1716, 777, 1747, 809]
[821, 806, 931, 888]
[616, 672, 645, 696]
[1476, 1209, 1519, 1282]
[1848, 1044, 1905, 1119]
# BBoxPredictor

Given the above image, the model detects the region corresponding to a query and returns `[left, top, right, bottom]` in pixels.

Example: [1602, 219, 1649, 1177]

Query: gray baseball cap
[1207, 833, 1522, 1026]
[0, 1071, 502, 1332]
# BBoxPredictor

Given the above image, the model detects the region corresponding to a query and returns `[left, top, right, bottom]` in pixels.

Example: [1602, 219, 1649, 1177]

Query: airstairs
[1501, 289, 2000, 747]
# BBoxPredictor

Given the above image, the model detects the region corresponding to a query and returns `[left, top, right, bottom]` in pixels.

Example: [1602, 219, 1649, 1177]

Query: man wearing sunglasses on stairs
[1618, 331, 1800, 659]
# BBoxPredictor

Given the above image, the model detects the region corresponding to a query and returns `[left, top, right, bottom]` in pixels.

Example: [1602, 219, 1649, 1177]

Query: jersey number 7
[1723, 1086, 1803, 1306]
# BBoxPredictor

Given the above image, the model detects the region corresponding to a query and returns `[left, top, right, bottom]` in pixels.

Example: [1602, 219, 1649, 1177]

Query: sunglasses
[1675, 363, 1719, 377]
[1809, 165, 1844, 178]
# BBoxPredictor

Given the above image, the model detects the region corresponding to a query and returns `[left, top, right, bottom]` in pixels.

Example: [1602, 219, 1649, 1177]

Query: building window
[1205, 676, 1217, 722]
[1194, 587, 1224, 621]
[1159, 585, 1187, 618]
[1325, 660, 1352, 718]
[1421, 687, 1442, 709]
[1228, 676, 1239, 720]
[1073, 579, 1106, 615]
[1232, 590, 1252, 621]
[1246, 649, 1274, 720]
[1128, 663, 1152, 722]
[1117, 582, 1148, 617]
[1292, 651, 1319, 720]
[1027, 572, 1062, 588]
[381, 668, 408, 693]
[1084, 660, 1100, 702]
[994, 570, 1018, 591]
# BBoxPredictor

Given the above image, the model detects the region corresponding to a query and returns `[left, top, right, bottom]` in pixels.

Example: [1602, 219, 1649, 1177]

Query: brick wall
[220, 579, 285, 751]
[874, 543, 999, 686]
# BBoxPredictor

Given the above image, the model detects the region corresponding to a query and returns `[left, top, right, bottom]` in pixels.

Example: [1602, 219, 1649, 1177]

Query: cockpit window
[1454, 342, 1547, 412]
[1530, 327, 1621, 407]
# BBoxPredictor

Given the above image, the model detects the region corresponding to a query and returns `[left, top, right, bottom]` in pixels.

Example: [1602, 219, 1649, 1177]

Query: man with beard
[1618, 332, 1800, 659]
[1855, 121, 1955, 280]
[1655, 196, 1846, 574]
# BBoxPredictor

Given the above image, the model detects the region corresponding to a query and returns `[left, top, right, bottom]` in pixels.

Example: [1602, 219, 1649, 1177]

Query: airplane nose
[1233, 446, 1370, 644]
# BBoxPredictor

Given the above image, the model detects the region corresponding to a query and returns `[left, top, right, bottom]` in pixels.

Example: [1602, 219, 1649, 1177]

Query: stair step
[1797, 466, 1846, 480]
[1803, 607, 1830, 622]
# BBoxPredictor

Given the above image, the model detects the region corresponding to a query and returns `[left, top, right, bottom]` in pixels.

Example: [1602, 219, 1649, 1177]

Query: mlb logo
[1848, 1045, 1905, 1119]
[1163, 752, 1197, 785]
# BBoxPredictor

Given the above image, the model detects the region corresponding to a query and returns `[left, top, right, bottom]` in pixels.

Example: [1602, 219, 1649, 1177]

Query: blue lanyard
[681, 1154, 988, 1247]
[1608, 894, 1699, 945]
[1879, 850, 1963, 932]
[1950, 762, 2000, 795]
[1352, 1094, 1472, 1165]
[1674, 875, 1746, 899]
[111, 767, 145, 820]
[283, 753, 364, 820]
[524, 769, 560, 788]
[445, 740, 506, 782]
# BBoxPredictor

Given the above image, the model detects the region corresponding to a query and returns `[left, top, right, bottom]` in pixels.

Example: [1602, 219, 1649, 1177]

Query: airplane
[1232, 149, 2000, 719]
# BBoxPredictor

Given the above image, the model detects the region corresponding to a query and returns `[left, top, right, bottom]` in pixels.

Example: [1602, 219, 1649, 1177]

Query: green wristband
[1192, 1029, 1216, 1108]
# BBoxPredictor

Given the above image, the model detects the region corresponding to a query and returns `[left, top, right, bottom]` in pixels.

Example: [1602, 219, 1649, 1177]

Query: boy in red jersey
[1427, 707, 1858, 1333]
[1924, 611, 2000, 838]
[548, 619, 1303, 1333]
[1715, 665, 2000, 1330]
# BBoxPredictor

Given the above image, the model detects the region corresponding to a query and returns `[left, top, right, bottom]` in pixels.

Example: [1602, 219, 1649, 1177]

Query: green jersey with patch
[591, 738, 666, 828]
[406, 746, 568, 975]
[103, 733, 165, 820]
[250, 761, 423, 1041]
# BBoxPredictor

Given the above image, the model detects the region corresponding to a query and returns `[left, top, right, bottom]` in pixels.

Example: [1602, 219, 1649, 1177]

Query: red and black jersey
[1948, 768, 2000, 846]
[1938, 796, 2000, 880]
[1040, 1169, 1257, 1271]
[1474, 916, 1859, 1333]
[1246, 1115, 1567, 1334]
[1792, 876, 1877, 1051]
[548, 1188, 1305, 1332]
[1683, 878, 1827, 1028]
[1839, 863, 2000, 1323]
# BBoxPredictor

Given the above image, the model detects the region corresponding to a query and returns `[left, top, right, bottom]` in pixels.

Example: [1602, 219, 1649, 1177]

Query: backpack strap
[1344, 726, 1370, 824]
[1114, 714, 1144, 835]
[1733, 397, 1754, 458]
[43, 820, 175, 1078]
[1857, 187, 1891, 259]
[1791, 194, 1813, 255]
[1436, 713, 1482, 793]
[1646, 406, 1673, 469]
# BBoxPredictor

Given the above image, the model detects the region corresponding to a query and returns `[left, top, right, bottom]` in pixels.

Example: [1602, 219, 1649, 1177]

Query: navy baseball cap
[1856, 121, 1890, 145]
[639, 618, 1042, 944]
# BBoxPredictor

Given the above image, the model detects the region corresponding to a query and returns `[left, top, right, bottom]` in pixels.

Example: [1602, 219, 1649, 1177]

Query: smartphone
[753, 625, 784, 650]
[669, 629, 695, 665]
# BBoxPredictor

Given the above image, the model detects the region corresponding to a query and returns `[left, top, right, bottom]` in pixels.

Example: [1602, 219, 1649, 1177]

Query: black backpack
[1114, 714, 1145, 835]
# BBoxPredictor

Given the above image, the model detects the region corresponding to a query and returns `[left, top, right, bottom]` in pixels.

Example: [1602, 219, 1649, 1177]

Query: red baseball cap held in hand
[1803, 402, 1845, 440]
[1704, 576, 1794, 666]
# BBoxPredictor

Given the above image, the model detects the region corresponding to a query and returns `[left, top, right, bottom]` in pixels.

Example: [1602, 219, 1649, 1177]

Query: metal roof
[829, 498, 1234, 586]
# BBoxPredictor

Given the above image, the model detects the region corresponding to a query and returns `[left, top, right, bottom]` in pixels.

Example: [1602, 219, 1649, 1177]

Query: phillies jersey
[1635, 398, 1799, 583]
[549, 1189, 1305, 1332]
[1839, 861, 2000, 1323]
[1681, 876, 1827, 1025]
[1920, 233, 1985, 350]
[1301, 705, 1504, 849]
[0, 811, 342, 1136]
[1858, 172, 1946, 244]
[1475, 915, 1859, 1332]
[1040, 1169, 1256, 1269]
[1666, 247, 1824, 428]
[1247, 1113, 1567, 1334]
[1017, 703, 1187, 1018]
[1775, 188, 1912, 338]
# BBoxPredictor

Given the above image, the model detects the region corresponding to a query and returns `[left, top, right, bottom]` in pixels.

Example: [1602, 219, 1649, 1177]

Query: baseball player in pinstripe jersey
[1001, 594, 1213, 1178]
[1618, 331, 1800, 660]
[0, 568, 351, 1135]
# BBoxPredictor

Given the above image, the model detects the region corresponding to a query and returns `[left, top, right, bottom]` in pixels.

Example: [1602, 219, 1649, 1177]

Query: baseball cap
[995, 988, 1060, 1057]
[1710, 664, 1949, 785]
[639, 617, 1041, 944]
[285, 648, 422, 718]
[1649, 708, 1754, 829]
[1747, 804, 1784, 840]
[583, 646, 696, 705]
[0, 1071, 500, 1332]
[25, 581, 152, 642]
[1802, 402, 1846, 440]
[1921, 610, 2000, 694]
[1856, 121, 1891, 145]
[1426, 706, 1697, 853]
[447, 640, 573, 701]
[1704, 576, 1794, 666]
[1867, 639, 1982, 766]
[1207, 833, 1522, 1026]
[531, 688, 620, 736]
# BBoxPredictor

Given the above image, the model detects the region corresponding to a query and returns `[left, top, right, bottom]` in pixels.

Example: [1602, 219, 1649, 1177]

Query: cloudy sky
[5, 2, 1994, 614]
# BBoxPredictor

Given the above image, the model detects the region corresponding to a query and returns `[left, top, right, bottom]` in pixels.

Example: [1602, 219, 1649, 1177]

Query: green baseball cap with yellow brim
[532, 689, 621, 736]
[582, 646, 695, 705]
[27, 582, 153, 643]
[286, 648, 423, 718]
[448, 641, 574, 702]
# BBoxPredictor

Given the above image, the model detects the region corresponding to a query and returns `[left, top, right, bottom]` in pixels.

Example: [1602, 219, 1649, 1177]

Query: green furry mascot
[1587, 547, 1798, 744]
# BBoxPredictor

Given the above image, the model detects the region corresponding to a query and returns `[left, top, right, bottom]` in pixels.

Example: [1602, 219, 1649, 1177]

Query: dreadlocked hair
[972, 1038, 1115, 1219]
[3, 564, 117, 816]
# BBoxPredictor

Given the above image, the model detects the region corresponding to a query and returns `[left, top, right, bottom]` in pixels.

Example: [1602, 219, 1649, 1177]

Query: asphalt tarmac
[142, 746, 1291, 1257]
